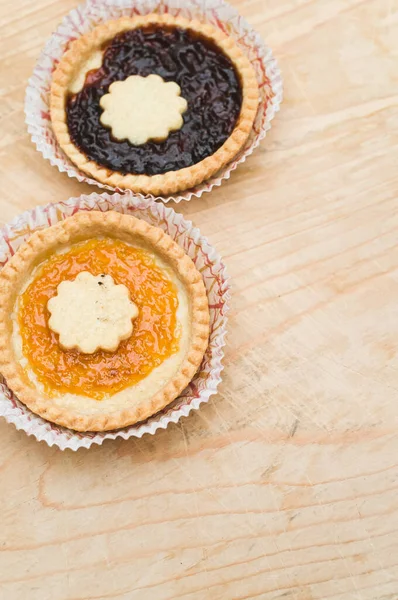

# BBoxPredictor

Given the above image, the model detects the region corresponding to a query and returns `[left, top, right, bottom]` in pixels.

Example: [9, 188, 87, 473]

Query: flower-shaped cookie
[99, 74, 188, 145]
[47, 271, 139, 354]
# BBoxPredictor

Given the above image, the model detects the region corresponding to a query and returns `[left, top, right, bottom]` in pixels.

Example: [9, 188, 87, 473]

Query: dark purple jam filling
[66, 25, 243, 176]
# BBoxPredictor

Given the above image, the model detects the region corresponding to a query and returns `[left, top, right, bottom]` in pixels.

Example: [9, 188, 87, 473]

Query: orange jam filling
[18, 238, 180, 400]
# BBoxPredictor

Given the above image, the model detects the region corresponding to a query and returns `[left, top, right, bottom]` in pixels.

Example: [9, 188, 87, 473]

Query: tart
[0, 211, 210, 432]
[50, 13, 259, 196]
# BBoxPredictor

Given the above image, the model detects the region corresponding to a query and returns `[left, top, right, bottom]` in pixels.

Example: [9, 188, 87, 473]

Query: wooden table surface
[2, 0, 398, 598]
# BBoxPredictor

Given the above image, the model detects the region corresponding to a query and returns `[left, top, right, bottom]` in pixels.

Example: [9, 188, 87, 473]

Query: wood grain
[2, 0, 398, 598]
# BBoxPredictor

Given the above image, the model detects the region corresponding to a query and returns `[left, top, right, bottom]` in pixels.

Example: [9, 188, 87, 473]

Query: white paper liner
[0, 193, 230, 450]
[25, 0, 283, 203]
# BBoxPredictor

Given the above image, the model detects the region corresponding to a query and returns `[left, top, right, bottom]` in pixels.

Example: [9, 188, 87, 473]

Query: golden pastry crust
[50, 13, 259, 196]
[0, 211, 210, 432]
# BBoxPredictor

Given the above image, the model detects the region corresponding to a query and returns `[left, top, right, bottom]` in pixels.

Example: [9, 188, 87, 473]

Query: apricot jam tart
[50, 14, 259, 196]
[0, 212, 210, 432]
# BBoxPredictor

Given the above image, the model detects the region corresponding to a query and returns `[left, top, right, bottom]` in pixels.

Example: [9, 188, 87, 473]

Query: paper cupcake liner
[0, 193, 230, 450]
[25, 0, 283, 203]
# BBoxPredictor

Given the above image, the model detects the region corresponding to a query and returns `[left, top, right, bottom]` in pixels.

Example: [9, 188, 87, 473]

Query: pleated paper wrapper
[25, 0, 283, 203]
[0, 194, 230, 450]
